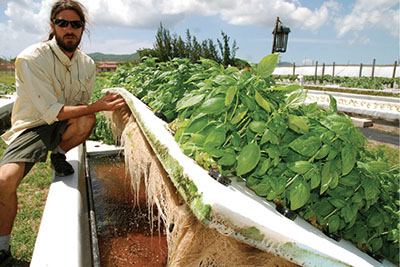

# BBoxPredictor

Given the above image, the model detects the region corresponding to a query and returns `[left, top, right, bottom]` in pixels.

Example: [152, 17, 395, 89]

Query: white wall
[273, 65, 399, 78]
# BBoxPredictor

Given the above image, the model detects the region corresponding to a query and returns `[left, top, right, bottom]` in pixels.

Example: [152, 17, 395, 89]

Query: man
[0, 0, 125, 263]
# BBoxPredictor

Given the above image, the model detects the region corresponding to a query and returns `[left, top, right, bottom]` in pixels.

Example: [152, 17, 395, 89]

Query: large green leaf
[328, 215, 340, 234]
[287, 161, 313, 174]
[199, 97, 226, 114]
[289, 133, 321, 157]
[231, 107, 248, 124]
[255, 90, 271, 113]
[256, 54, 279, 78]
[218, 149, 236, 166]
[272, 84, 302, 93]
[285, 90, 307, 109]
[288, 114, 309, 134]
[327, 94, 338, 112]
[225, 86, 237, 106]
[320, 161, 333, 195]
[341, 143, 357, 176]
[254, 183, 271, 197]
[176, 94, 205, 111]
[255, 158, 271, 176]
[367, 212, 382, 228]
[249, 120, 267, 133]
[361, 178, 379, 201]
[304, 167, 321, 189]
[185, 115, 208, 133]
[290, 180, 310, 210]
[204, 127, 226, 147]
[236, 143, 261, 176]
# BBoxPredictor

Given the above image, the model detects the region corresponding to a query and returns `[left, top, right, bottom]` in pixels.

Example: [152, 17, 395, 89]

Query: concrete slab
[351, 117, 373, 128]
[0, 94, 15, 119]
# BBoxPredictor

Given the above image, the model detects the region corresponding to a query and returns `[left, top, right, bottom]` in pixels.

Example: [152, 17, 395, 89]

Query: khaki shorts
[0, 121, 68, 177]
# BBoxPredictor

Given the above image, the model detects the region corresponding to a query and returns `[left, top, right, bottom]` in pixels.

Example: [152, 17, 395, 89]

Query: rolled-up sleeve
[16, 58, 64, 124]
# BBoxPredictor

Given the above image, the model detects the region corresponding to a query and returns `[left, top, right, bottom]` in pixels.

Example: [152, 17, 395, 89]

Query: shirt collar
[48, 37, 78, 66]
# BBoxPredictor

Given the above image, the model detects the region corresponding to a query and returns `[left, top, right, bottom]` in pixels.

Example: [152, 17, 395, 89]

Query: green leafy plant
[272, 74, 400, 90]
[104, 55, 399, 264]
[0, 83, 16, 95]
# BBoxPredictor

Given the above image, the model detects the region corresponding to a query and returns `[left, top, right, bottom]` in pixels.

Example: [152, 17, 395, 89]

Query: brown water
[89, 155, 168, 266]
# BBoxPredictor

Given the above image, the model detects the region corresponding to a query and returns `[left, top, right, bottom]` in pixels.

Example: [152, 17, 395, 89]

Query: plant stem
[285, 173, 300, 188]
[229, 92, 239, 121]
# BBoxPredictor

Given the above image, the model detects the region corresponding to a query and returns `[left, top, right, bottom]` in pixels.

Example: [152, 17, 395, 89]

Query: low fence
[273, 60, 399, 78]
[0, 58, 15, 76]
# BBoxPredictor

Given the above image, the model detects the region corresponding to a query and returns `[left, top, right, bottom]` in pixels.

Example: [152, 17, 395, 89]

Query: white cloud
[215, 0, 340, 31]
[290, 38, 343, 44]
[335, 0, 399, 37]
[347, 32, 371, 45]
[3, 0, 340, 32]
[1, 0, 340, 57]
[1, 0, 397, 58]
[4, 0, 51, 34]
[82, 0, 184, 29]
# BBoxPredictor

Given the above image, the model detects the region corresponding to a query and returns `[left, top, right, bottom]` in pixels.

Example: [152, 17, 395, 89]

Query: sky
[0, 0, 399, 65]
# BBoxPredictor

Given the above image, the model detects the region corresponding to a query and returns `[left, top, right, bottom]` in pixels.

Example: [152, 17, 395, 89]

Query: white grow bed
[103, 87, 395, 267]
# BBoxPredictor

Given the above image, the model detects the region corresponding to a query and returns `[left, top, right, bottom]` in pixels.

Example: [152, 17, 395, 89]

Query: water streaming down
[88, 155, 168, 266]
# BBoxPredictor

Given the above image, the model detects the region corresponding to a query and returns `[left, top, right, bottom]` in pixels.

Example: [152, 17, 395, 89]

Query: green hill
[88, 52, 140, 62]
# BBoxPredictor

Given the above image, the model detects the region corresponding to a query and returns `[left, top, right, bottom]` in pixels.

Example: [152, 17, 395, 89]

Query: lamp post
[272, 17, 291, 54]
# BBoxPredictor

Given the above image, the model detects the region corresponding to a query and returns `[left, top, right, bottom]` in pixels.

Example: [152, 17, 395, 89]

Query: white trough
[30, 141, 122, 267]
[0, 94, 15, 120]
[305, 90, 400, 120]
[101, 87, 396, 267]
[29, 87, 396, 267]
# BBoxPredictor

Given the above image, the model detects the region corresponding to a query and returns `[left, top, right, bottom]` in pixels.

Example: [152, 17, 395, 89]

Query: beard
[54, 31, 82, 53]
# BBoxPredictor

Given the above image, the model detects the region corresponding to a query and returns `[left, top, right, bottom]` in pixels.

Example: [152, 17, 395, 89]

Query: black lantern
[272, 17, 290, 53]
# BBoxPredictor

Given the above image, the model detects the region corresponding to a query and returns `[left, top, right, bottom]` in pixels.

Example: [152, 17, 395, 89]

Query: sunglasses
[52, 18, 85, 29]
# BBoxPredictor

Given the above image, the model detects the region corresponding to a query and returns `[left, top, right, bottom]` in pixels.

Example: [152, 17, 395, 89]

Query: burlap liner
[106, 107, 298, 266]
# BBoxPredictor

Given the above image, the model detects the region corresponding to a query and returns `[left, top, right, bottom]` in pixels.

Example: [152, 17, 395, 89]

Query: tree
[217, 31, 238, 67]
[140, 24, 240, 67]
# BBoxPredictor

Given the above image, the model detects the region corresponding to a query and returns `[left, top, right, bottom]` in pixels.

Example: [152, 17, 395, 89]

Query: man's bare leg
[0, 163, 25, 237]
[58, 114, 96, 152]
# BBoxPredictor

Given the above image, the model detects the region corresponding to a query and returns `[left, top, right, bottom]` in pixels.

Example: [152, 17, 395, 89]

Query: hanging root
[111, 106, 298, 267]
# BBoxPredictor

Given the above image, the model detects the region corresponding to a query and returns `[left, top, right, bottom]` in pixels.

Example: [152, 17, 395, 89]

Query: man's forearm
[57, 104, 98, 121]
[56, 93, 126, 121]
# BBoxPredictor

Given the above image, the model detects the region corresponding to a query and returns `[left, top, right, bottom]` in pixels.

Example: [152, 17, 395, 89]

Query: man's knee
[0, 163, 25, 195]
[72, 114, 96, 135]
[81, 113, 96, 130]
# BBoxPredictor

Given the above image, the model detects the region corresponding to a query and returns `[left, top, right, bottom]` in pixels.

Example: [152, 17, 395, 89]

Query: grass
[366, 140, 399, 167]
[0, 73, 15, 84]
[0, 139, 52, 266]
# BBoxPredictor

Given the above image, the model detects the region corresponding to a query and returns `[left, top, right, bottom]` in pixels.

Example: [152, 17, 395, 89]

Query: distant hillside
[88, 52, 140, 62]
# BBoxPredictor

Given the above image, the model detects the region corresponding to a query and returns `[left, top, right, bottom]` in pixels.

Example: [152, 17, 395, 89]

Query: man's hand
[91, 92, 126, 112]
[57, 92, 126, 121]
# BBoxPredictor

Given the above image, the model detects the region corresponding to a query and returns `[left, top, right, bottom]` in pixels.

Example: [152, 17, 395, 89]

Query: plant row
[0, 83, 16, 95]
[101, 55, 398, 264]
[272, 74, 399, 90]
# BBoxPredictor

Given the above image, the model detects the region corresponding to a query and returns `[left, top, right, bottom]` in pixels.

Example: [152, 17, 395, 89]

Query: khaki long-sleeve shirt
[2, 38, 96, 144]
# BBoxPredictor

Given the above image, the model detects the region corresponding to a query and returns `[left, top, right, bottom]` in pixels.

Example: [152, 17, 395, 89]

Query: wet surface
[359, 127, 399, 146]
[89, 155, 168, 267]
